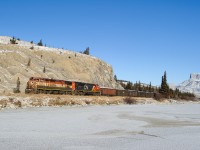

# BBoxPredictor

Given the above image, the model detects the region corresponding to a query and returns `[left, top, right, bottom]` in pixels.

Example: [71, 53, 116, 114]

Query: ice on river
[0, 104, 200, 150]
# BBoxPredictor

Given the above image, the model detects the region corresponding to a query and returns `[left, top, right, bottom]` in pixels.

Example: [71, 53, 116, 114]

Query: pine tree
[149, 82, 152, 92]
[138, 81, 142, 91]
[114, 75, 117, 81]
[135, 81, 138, 90]
[83, 47, 90, 55]
[37, 39, 43, 46]
[125, 81, 132, 90]
[10, 36, 17, 44]
[160, 71, 169, 94]
[13, 77, 20, 93]
[17, 77, 20, 90]
[27, 58, 31, 66]
[43, 66, 46, 73]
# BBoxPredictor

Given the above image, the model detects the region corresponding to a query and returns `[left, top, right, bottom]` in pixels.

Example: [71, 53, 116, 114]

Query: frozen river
[0, 104, 200, 150]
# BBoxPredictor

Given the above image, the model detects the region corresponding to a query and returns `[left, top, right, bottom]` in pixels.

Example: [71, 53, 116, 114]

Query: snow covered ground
[0, 104, 200, 150]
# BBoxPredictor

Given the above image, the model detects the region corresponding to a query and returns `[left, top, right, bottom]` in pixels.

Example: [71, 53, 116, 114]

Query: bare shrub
[154, 93, 164, 101]
[85, 100, 91, 105]
[0, 100, 7, 108]
[9, 97, 14, 103]
[70, 100, 76, 105]
[13, 101, 22, 107]
[123, 97, 137, 104]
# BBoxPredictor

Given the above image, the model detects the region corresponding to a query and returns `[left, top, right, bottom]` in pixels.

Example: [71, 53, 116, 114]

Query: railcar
[116, 90, 129, 96]
[128, 90, 138, 97]
[145, 92, 154, 98]
[100, 88, 116, 96]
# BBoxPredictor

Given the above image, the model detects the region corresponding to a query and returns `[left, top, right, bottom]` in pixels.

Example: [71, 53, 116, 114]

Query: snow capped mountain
[177, 73, 200, 97]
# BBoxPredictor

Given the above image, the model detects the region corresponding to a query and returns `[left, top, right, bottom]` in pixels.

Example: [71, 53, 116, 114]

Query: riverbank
[0, 93, 199, 110]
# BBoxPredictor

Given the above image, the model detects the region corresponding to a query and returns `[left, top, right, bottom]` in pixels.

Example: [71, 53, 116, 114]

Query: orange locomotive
[25, 77, 101, 95]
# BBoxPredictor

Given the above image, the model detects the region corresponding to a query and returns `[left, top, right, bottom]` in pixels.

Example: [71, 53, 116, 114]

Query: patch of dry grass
[0, 99, 7, 108]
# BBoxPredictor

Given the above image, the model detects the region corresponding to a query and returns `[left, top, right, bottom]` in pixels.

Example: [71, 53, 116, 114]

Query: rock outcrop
[0, 36, 122, 93]
[177, 73, 200, 97]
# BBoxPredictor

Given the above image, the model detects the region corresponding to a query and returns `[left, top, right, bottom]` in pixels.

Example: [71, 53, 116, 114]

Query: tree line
[117, 71, 195, 100]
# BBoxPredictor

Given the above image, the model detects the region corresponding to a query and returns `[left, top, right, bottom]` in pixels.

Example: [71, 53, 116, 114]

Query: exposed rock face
[177, 73, 200, 97]
[0, 36, 122, 93]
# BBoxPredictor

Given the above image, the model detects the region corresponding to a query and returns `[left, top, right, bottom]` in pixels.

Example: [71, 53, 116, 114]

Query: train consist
[25, 77, 154, 98]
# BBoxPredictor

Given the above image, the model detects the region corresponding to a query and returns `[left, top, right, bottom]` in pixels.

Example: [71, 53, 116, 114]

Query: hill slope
[0, 36, 122, 93]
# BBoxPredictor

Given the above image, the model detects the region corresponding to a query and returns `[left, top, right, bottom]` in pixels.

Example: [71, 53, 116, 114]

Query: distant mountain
[177, 73, 200, 97]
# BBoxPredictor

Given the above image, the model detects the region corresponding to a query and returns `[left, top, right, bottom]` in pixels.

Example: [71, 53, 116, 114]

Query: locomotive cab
[25, 77, 39, 93]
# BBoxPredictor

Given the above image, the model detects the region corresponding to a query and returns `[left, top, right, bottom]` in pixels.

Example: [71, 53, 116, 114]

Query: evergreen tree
[125, 81, 132, 90]
[135, 81, 138, 90]
[27, 58, 31, 66]
[114, 75, 117, 81]
[83, 47, 90, 55]
[160, 71, 169, 94]
[10, 36, 17, 44]
[16, 77, 20, 91]
[37, 39, 43, 46]
[13, 77, 20, 93]
[149, 82, 152, 92]
[138, 81, 142, 91]
[43, 66, 46, 73]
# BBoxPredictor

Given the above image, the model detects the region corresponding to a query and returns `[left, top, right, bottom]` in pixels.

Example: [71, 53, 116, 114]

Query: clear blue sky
[0, 0, 199, 86]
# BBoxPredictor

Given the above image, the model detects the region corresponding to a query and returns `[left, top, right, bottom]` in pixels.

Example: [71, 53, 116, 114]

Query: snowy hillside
[0, 36, 122, 94]
[177, 73, 200, 97]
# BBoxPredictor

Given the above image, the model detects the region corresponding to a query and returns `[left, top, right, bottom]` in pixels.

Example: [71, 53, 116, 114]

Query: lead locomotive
[25, 77, 101, 95]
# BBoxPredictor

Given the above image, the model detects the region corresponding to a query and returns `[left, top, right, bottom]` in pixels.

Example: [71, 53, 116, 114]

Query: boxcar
[145, 92, 154, 98]
[137, 91, 146, 97]
[128, 90, 138, 97]
[100, 88, 116, 96]
[116, 90, 129, 96]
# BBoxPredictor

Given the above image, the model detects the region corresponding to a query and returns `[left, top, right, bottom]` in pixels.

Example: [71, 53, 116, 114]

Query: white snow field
[0, 104, 200, 150]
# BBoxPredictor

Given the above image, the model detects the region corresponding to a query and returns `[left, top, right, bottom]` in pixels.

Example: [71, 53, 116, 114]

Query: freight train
[25, 77, 154, 98]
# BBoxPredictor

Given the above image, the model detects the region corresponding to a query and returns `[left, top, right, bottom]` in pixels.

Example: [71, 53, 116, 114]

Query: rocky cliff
[177, 73, 200, 97]
[0, 36, 122, 94]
